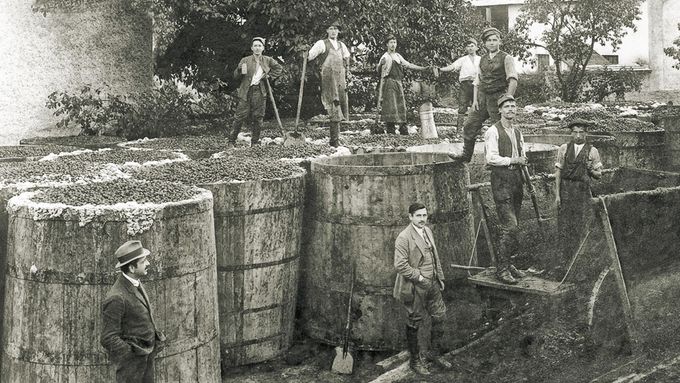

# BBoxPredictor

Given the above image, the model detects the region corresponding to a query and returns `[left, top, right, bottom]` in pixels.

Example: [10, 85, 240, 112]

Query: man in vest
[229, 37, 283, 147]
[438, 38, 481, 129]
[393, 203, 453, 375]
[555, 119, 603, 266]
[453, 27, 518, 163]
[484, 94, 527, 285]
[377, 35, 429, 135]
[307, 20, 351, 147]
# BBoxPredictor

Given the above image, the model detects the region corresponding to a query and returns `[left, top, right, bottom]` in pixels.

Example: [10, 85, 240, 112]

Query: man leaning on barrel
[101, 240, 166, 383]
[393, 202, 453, 375]
[484, 94, 528, 285]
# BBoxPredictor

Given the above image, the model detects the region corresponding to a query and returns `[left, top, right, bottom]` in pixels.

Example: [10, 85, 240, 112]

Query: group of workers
[99, 22, 605, 382]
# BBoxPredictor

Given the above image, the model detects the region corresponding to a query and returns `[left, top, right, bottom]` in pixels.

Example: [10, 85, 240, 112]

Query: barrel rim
[196, 165, 307, 187]
[310, 151, 460, 171]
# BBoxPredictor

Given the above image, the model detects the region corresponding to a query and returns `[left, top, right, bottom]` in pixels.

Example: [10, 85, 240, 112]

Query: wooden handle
[294, 52, 308, 131]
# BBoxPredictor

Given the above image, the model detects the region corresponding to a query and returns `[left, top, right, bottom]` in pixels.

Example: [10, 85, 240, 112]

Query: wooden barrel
[301, 152, 473, 350]
[611, 130, 666, 170]
[663, 116, 680, 168]
[202, 170, 305, 367]
[2, 184, 220, 382]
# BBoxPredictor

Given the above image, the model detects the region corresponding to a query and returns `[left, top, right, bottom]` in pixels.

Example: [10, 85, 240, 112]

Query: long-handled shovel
[264, 76, 285, 139]
[285, 51, 308, 146]
[332, 261, 355, 374]
[373, 76, 385, 134]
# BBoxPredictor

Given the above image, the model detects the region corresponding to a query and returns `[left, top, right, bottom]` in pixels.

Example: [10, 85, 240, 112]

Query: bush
[580, 67, 643, 103]
[46, 67, 236, 139]
[515, 72, 560, 106]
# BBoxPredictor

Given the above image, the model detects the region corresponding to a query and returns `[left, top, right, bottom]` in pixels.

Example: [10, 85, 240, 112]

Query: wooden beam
[596, 196, 639, 353]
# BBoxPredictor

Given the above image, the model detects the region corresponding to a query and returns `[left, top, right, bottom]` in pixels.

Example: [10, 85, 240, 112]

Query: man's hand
[418, 274, 425, 283]
[438, 280, 445, 291]
[555, 196, 561, 210]
[471, 100, 479, 112]
[296, 44, 311, 53]
[511, 156, 528, 165]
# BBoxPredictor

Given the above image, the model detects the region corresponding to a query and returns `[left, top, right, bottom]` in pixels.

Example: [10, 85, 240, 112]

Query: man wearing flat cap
[307, 20, 351, 147]
[453, 27, 518, 164]
[555, 119, 603, 268]
[101, 240, 166, 382]
[376, 35, 429, 135]
[484, 94, 528, 285]
[228, 36, 283, 147]
[439, 38, 481, 129]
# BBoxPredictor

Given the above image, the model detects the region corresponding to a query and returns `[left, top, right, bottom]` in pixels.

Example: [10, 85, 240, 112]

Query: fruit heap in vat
[0, 145, 79, 159]
[340, 134, 443, 148]
[131, 156, 305, 185]
[122, 135, 237, 152]
[21, 135, 124, 147]
[560, 108, 660, 132]
[226, 143, 341, 161]
[9, 179, 210, 235]
[0, 160, 125, 188]
[40, 148, 187, 165]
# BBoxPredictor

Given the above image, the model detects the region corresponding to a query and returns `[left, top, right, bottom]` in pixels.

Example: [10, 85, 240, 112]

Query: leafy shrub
[515, 72, 560, 106]
[580, 67, 643, 103]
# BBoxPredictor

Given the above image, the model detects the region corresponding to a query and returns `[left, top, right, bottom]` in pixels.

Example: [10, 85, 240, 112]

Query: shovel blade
[331, 346, 354, 375]
[283, 132, 306, 147]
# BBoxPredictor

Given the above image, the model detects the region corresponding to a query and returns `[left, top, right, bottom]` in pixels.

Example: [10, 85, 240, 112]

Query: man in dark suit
[393, 203, 452, 375]
[101, 240, 165, 383]
[229, 37, 283, 146]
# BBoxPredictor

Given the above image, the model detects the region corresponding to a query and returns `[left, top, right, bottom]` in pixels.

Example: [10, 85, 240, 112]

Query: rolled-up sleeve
[307, 40, 326, 61]
[504, 55, 518, 81]
[589, 147, 603, 170]
[555, 144, 567, 169]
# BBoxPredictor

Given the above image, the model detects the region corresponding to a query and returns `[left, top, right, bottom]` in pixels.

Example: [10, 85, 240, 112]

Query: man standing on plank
[452, 27, 518, 163]
[307, 20, 351, 147]
[377, 35, 429, 135]
[439, 38, 481, 129]
[484, 94, 528, 285]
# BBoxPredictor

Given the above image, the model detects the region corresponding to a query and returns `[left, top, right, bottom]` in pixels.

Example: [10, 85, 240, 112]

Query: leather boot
[385, 122, 396, 134]
[398, 123, 408, 135]
[449, 138, 476, 163]
[424, 320, 453, 370]
[329, 122, 340, 147]
[229, 121, 242, 144]
[406, 325, 430, 375]
[456, 114, 466, 129]
[251, 120, 262, 146]
[496, 268, 518, 285]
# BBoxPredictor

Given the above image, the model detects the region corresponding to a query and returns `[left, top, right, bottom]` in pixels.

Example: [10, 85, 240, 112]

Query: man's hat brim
[115, 248, 150, 269]
[566, 118, 592, 130]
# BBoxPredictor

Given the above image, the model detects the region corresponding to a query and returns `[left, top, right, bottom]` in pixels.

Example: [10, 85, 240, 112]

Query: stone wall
[0, 0, 152, 145]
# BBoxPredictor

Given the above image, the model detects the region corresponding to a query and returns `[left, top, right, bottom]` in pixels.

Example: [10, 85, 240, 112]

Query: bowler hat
[497, 94, 516, 107]
[252, 37, 265, 45]
[481, 27, 502, 42]
[566, 118, 592, 130]
[115, 240, 150, 269]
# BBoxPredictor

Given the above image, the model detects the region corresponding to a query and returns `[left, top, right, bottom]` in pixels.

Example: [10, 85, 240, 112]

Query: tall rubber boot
[406, 325, 430, 375]
[329, 122, 340, 147]
[424, 320, 453, 370]
[229, 121, 242, 145]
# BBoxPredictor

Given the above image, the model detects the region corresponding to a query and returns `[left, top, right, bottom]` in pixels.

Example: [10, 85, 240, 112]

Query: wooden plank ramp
[467, 268, 574, 296]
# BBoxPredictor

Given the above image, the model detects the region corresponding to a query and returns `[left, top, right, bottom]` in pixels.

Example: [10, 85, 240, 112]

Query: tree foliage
[513, 0, 642, 102]
[664, 23, 680, 70]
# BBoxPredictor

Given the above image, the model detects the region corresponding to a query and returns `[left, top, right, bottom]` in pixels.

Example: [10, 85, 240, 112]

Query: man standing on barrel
[555, 119, 603, 270]
[452, 27, 518, 163]
[228, 37, 283, 147]
[101, 240, 166, 383]
[438, 38, 481, 129]
[393, 203, 453, 375]
[376, 35, 429, 135]
[484, 95, 528, 285]
[307, 20, 351, 147]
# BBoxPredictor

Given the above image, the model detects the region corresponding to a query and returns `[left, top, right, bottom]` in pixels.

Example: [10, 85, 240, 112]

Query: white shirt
[250, 60, 264, 86]
[411, 224, 430, 245]
[574, 143, 584, 157]
[308, 38, 351, 61]
[122, 272, 140, 287]
[442, 54, 480, 82]
[484, 122, 524, 167]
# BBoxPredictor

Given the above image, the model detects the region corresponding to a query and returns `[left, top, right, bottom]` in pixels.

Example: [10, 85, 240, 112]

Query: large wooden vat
[203, 170, 306, 368]
[663, 115, 680, 169]
[2, 183, 220, 382]
[301, 152, 474, 350]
